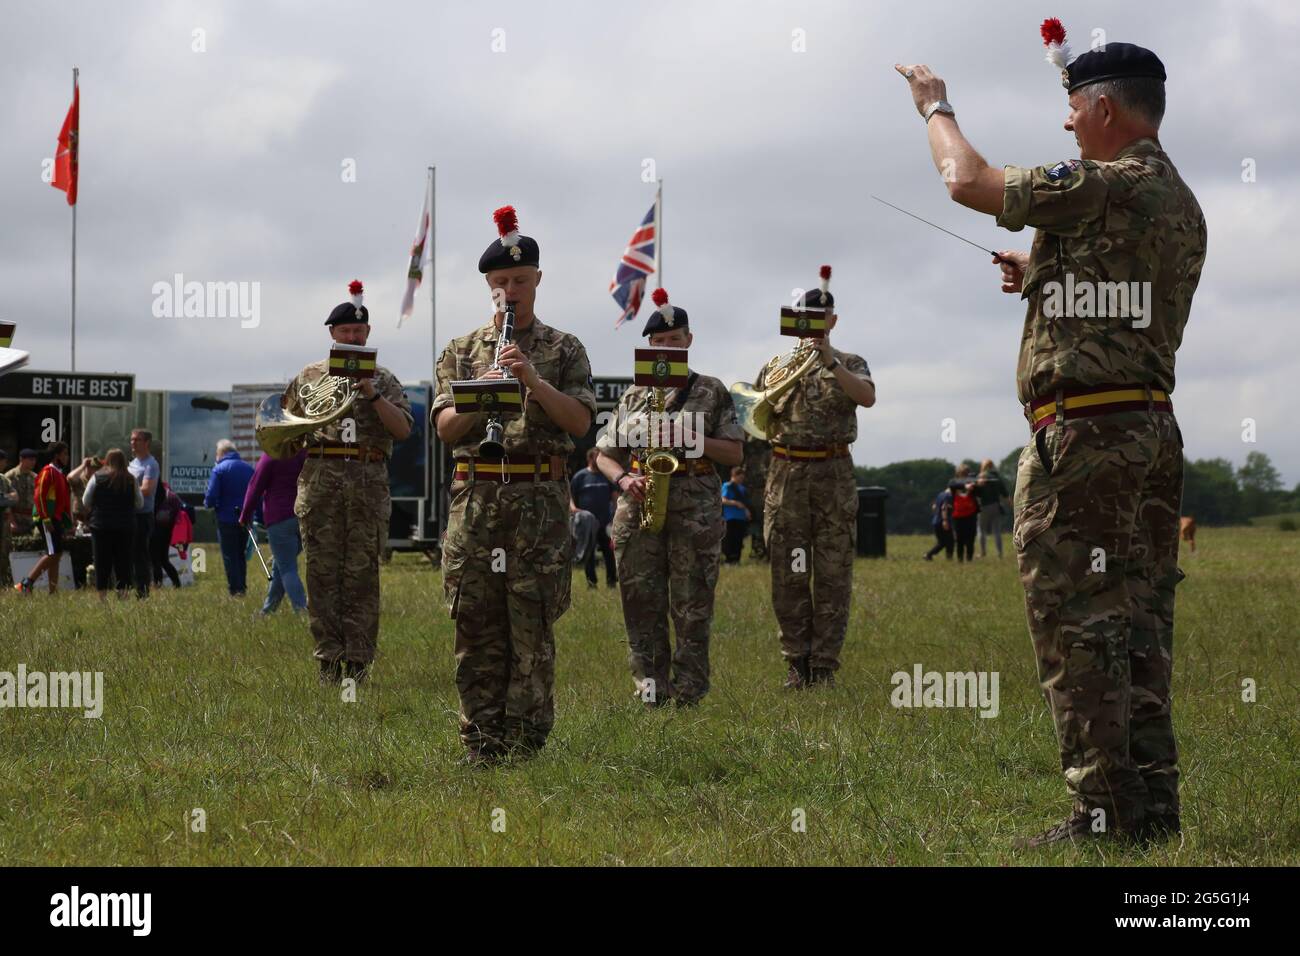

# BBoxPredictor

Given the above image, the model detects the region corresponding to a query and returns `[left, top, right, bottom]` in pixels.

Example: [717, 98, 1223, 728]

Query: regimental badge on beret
[478, 205, 541, 273]
[640, 287, 689, 337]
[325, 279, 370, 326]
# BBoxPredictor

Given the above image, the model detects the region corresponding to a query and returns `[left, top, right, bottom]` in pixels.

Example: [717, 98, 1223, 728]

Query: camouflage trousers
[296, 458, 391, 665]
[610, 496, 724, 705]
[764, 456, 858, 670]
[1015, 410, 1183, 829]
[442, 477, 571, 755]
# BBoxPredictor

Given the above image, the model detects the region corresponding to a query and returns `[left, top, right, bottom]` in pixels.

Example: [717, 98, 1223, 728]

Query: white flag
[398, 177, 432, 327]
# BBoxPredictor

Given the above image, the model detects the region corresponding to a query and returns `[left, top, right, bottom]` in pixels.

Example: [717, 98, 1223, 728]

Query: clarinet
[478, 300, 516, 458]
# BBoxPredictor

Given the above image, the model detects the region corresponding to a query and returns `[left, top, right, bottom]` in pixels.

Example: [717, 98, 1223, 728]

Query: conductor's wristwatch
[924, 100, 955, 123]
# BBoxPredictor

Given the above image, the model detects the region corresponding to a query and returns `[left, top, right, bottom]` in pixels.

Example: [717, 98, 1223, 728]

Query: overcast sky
[4, 0, 1297, 482]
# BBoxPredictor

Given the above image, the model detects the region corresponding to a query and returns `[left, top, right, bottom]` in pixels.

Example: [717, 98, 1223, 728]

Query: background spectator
[16, 442, 72, 594]
[152, 481, 184, 588]
[924, 485, 954, 561]
[4, 448, 38, 546]
[127, 429, 160, 598]
[949, 465, 980, 563]
[720, 466, 751, 565]
[570, 448, 617, 589]
[83, 448, 142, 598]
[65, 454, 99, 589]
[239, 448, 307, 614]
[975, 458, 1010, 558]
[205, 438, 254, 597]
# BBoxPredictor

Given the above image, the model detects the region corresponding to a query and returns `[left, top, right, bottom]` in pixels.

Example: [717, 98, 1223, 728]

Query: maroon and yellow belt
[308, 442, 386, 462]
[771, 442, 850, 461]
[1026, 386, 1172, 434]
[453, 455, 567, 483]
[631, 458, 717, 477]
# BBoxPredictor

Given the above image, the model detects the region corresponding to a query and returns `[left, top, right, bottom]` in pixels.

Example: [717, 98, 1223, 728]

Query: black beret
[326, 302, 368, 326]
[642, 289, 689, 336]
[798, 289, 834, 310]
[479, 205, 540, 273]
[1065, 42, 1165, 92]
[325, 280, 369, 326]
[478, 235, 540, 273]
[0, 449, 8, 460]
[20, 448, 37, 458]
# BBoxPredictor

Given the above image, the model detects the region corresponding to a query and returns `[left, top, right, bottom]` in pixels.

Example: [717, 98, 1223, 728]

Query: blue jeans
[216, 521, 248, 596]
[262, 517, 307, 613]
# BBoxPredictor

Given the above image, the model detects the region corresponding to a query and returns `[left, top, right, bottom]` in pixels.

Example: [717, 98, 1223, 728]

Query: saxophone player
[433, 206, 596, 764]
[758, 266, 875, 689]
[595, 289, 744, 707]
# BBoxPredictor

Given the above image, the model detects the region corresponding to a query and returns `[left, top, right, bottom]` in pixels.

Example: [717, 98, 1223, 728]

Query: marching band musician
[595, 289, 743, 708]
[282, 280, 413, 685]
[432, 205, 596, 764]
[757, 267, 876, 689]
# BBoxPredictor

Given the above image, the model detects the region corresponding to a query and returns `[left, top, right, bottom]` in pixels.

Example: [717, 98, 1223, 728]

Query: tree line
[853, 450, 1296, 535]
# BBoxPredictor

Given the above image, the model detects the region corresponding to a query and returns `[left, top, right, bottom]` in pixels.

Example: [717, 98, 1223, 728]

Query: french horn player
[596, 288, 743, 708]
[269, 279, 413, 685]
[732, 266, 875, 690]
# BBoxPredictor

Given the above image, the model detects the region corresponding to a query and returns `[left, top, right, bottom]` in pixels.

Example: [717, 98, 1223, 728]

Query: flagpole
[71, 67, 78, 374]
[654, 178, 663, 289]
[427, 164, 440, 535]
[70, 66, 79, 459]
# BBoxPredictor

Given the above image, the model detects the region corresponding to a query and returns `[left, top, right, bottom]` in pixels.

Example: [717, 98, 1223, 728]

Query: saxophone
[638, 385, 679, 533]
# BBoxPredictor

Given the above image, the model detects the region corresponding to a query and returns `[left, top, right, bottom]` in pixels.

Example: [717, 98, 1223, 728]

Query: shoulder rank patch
[1046, 160, 1083, 181]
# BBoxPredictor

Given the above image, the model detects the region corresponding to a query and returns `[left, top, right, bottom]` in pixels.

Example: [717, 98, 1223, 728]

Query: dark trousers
[217, 521, 248, 596]
[926, 525, 954, 559]
[92, 527, 134, 594]
[132, 513, 155, 597]
[954, 515, 977, 562]
[723, 519, 749, 563]
[151, 522, 180, 587]
[584, 524, 616, 586]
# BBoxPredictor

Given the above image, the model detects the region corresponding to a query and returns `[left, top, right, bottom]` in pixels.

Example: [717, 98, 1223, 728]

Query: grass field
[2, 525, 1296, 866]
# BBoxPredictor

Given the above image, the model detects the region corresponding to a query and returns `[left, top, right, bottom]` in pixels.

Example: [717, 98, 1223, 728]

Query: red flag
[52, 83, 79, 205]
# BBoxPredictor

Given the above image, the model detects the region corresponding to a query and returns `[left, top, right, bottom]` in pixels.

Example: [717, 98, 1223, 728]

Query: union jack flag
[609, 203, 657, 328]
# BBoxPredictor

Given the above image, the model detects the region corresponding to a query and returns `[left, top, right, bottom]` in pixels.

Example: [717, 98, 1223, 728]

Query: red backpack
[952, 490, 977, 519]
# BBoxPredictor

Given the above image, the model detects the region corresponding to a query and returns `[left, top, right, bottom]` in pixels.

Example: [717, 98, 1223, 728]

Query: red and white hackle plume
[819, 265, 832, 296]
[651, 287, 675, 326]
[348, 280, 364, 307]
[1040, 17, 1073, 70]
[493, 205, 520, 248]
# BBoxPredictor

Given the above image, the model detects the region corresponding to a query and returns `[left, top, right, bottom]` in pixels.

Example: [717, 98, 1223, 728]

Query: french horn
[729, 337, 821, 441]
[255, 374, 359, 459]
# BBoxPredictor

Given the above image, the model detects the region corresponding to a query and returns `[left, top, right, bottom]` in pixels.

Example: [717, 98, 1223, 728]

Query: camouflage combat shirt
[3, 466, 35, 533]
[596, 372, 744, 512]
[754, 348, 873, 446]
[998, 137, 1207, 405]
[281, 360, 413, 457]
[432, 318, 597, 460]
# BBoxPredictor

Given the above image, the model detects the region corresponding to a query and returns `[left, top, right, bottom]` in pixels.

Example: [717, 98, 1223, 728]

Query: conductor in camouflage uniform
[898, 23, 1205, 845]
[433, 206, 596, 763]
[757, 267, 876, 689]
[595, 289, 744, 707]
[282, 280, 413, 684]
